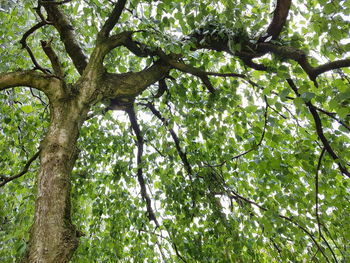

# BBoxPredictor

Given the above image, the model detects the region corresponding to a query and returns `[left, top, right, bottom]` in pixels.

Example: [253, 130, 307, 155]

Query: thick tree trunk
[21, 100, 88, 263]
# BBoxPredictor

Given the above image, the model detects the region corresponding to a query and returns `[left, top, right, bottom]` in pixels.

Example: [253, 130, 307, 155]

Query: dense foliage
[0, 0, 349, 262]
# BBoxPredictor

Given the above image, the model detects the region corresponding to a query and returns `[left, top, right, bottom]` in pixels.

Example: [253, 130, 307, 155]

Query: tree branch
[209, 170, 330, 262]
[98, 0, 127, 39]
[315, 147, 325, 236]
[259, 0, 292, 41]
[142, 102, 193, 177]
[41, 40, 64, 78]
[42, 2, 88, 74]
[19, 21, 51, 74]
[126, 104, 160, 227]
[287, 78, 350, 178]
[39, 0, 71, 4]
[156, 50, 252, 93]
[315, 106, 350, 132]
[0, 70, 58, 94]
[101, 60, 171, 100]
[0, 150, 40, 187]
[205, 96, 269, 167]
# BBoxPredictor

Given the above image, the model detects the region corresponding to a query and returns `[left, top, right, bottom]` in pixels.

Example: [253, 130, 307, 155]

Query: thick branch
[0, 70, 58, 94]
[42, 2, 88, 74]
[98, 0, 127, 39]
[312, 59, 350, 78]
[0, 150, 40, 187]
[101, 60, 171, 100]
[39, 0, 71, 4]
[258, 43, 350, 80]
[260, 0, 292, 41]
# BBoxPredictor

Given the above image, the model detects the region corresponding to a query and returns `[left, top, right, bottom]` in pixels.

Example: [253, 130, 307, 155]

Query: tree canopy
[0, 0, 350, 262]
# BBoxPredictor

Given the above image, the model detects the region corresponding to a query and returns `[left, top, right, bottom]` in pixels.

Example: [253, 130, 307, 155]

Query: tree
[0, 0, 349, 261]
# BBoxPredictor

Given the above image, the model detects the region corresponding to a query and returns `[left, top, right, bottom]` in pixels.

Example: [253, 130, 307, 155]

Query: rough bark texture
[21, 95, 89, 262]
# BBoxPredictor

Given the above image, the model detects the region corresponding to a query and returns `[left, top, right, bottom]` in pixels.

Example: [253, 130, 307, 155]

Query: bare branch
[101, 60, 171, 100]
[315, 148, 339, 263]
[98, 0, 127, 39]
[156, 50, 251, 93]
[315, 106, 350, 132]
[312, 59, 350, 78]
[0, 150, 40, 187]
[258, 43, 350, 80]
[315, 147, 325, 236]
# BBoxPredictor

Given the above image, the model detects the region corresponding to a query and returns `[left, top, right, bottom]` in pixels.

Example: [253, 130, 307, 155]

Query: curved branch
[101, 60, 171, 100]
[287, 78, 350, 178]
[20, 21, 51, 74]
[42, 2, 88, 74]
[126, 105, 160, 227]
[0, 150, 40, 187]
[258, 43, 350, 80]
[206, 96, 269, 167]
[0, 70, 58, 94]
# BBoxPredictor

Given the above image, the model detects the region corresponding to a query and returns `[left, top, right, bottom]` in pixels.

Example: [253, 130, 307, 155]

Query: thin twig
[206, 96, 269, 167]
[141, 102, 193, 177]
[0, 150, 40, 187]
[315, 147, 326, 237]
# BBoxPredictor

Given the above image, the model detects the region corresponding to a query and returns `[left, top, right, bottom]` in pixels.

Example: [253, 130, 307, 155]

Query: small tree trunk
[22, 101, 87, 263]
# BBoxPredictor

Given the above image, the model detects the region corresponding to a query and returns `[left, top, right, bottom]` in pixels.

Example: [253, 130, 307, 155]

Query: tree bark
[21, 99, 88, 263]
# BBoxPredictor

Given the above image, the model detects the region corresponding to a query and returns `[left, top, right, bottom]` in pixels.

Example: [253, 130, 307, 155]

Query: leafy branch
[287, 78, 350, 178]
[0, 150, 40, 187]
[141, 102, 193, 178]
[126, 104, 160, 227]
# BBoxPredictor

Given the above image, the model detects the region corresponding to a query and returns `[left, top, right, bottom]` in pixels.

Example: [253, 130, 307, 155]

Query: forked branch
[42, 2, 88, 74]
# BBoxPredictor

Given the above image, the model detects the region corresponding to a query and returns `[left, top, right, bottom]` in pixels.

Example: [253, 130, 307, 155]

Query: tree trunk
[21, 100, 88, 263]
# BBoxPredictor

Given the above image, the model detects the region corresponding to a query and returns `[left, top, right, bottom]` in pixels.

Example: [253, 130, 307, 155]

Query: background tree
[0, 0, 349, 262]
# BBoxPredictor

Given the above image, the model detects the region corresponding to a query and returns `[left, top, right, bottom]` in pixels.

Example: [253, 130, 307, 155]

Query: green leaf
[21, 105, 33, 113]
